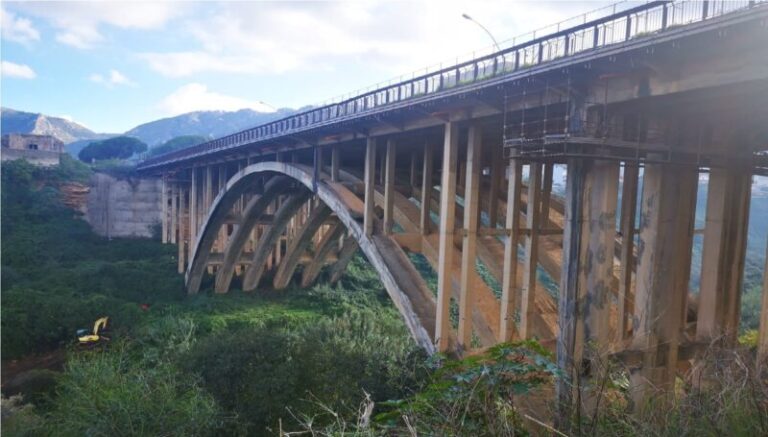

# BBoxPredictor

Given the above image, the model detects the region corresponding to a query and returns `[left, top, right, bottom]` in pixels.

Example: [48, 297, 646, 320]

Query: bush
[38, 345, 223, 436]
[182, 308, 422, 435]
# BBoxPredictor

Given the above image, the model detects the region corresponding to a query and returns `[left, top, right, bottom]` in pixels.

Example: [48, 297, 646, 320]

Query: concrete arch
[187, 161, 445, 353]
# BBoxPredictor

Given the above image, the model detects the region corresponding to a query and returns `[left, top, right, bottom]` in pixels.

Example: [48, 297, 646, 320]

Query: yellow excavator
[77, 317, 110, 346]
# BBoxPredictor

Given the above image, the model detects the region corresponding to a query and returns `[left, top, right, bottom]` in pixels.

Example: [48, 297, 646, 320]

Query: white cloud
[141, 1, 606, 78]
[2, 61, 37, 79]
[1, 7, 40, 44]
[89, 69, 137, 87]
[158, 83, 276, 116]
[13, 2, 183, 49]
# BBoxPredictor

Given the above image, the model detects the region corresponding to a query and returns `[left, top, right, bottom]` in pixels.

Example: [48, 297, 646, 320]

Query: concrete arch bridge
[138, 0, 768, 408]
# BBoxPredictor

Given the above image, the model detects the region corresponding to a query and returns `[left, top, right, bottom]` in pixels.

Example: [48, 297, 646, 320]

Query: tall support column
[540, 162, 554, 226]
[696, 164, 752, 346]
[617, 163, 639, 341]
[435, 121, 459, 351]
[178, 187, 188, 274]
[759, 236, 768, 362]
[520, 163, 542, 339]
[488, 144, 502, 228]
[500, 159, 522, 341]
[630, 162, 697, 407]
[364, 137, 377, 237]
[577, 161, 619, 369]
[420, 143, 434, 235]
[458, 123, 483, 349]
[556, 158, 587, 428]
[170, 182, 178, 244]
[218, 165, 228, 251]
[189, 168, 198, 257]
[410, 149, 418, 188]
[331, 144, 340, 182]
[161, 176, 168, 243]
[384, 139, 396, 234]
[205, 165, 213, 211]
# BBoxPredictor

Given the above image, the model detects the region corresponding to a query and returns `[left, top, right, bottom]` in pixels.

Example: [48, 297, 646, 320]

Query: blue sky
[1, 1, 611, 133]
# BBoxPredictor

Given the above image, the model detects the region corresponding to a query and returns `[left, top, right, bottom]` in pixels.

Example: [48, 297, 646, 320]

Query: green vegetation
[2, 157, 766, 436]
[78, 136, 148, 162]
[149, 135, 210, 157]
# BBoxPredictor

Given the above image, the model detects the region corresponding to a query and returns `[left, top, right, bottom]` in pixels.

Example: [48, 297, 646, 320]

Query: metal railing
[138, 0, 764, 170]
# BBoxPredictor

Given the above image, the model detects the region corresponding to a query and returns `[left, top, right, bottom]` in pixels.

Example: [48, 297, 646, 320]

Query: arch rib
[186, 173, 281, 293]
[242, 189, 312, 291]
[211, 176, 289, 293]
[300, 220, 345, 288]
[328, 235, 360, 285]
[273, 202, 332, 289]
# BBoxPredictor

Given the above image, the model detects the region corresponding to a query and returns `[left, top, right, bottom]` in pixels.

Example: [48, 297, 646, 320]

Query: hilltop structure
[1, 133, 65, 166]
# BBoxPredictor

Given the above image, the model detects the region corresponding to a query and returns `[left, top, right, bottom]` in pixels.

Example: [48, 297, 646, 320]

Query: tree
[78, 136, 147, 162]
[149, 135, 210, 158]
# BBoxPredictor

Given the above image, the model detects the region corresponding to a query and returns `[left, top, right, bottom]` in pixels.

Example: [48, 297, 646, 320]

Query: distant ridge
[1, 106, 299, 157]
[125, 108, 297, 147]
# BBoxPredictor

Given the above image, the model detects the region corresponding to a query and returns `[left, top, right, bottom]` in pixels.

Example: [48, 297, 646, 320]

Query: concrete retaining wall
[86, 172, 162, 238]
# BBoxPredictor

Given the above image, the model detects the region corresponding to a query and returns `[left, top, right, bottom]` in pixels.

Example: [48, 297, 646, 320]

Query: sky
[1, 0, 615, 133]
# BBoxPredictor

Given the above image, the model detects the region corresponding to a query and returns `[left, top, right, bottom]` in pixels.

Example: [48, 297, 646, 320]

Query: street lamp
[462, 13, 501, 52]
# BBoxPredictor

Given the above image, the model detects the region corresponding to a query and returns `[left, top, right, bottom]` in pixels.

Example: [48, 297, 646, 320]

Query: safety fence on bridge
[138, 0, 764, 170]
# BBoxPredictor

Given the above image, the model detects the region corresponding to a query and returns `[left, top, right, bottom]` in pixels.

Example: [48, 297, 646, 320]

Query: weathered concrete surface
[86, 172, 162, 238]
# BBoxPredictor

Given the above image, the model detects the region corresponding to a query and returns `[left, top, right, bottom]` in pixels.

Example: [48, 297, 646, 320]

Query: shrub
[39, 344, 223, 436]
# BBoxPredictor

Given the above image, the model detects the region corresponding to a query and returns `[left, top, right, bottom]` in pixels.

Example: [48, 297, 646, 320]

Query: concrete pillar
[178, 187, 188, 274]
[364, 138, 377, 237]
[540, 162, 554, 226]
[420, 143, 434, 235]
[630, 162, 697, 407]
[189, 168, 198, 260]
[161, 176, 168, 243]
[331, 144, 340, 182]
[577, 161, 619, 368]
[436, 121, 459, 351]
[759, 236, 768, 363]
[617, 163, 639, 341]
[556, 158, 587, 427]
[458, 123, 482, 349]
[171, 183, 178, 244]
[520, 163, 542, 339]
[500, 159, 522, 341]
[384, 139, 396, 234]
[696, 164, 752, 346]
[410, 149, 418, 188]
[488, 144, 503, 228]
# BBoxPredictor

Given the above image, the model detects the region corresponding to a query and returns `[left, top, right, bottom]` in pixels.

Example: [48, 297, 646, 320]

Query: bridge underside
[147, 6, 768, 413]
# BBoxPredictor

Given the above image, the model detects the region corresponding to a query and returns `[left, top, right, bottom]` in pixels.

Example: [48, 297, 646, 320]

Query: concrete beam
[420, 143, 434, 235]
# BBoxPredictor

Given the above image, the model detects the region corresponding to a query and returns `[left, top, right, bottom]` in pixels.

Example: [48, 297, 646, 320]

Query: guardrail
[138, 0, 764, 170]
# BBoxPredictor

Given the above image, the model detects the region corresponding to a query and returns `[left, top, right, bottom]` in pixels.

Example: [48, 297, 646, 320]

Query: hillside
[125, 108, 297, 146]
[0, 108, 109, 145]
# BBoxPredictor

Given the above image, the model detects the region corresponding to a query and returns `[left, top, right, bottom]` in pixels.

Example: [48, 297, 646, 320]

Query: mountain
[0, 107, 109, 144]
[125, 108, 297, 146]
